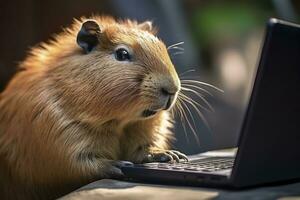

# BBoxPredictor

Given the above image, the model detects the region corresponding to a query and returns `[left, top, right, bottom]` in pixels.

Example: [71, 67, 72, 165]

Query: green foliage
[192, 3, 270, 46]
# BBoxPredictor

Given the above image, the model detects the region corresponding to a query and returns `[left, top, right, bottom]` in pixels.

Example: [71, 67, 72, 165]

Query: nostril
[161, 87, 175, 96]
[161, 87, 169, 96]
[160, 87, 177, 110]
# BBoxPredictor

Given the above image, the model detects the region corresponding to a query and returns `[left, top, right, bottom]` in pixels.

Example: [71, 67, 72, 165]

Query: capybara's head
[25, 16, 180, 123]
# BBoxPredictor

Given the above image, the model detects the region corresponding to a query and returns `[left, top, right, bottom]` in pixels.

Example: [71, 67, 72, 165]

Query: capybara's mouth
[142, 109, 157, 117]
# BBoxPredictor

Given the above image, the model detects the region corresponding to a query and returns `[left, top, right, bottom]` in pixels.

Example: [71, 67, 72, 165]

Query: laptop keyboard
[140, 157, 234, 172]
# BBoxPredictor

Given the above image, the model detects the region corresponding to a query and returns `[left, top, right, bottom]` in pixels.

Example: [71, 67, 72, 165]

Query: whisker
[181, 87, 214, 112]
[172, 101, 182, 120]
[178, 97, 197, 132]
[179, 74, 200, 80]
[181, 83, 213, 97]
[172, 52, 184, 56]
[180, 94, 211, 131]
[181, 80, 224, 93]
[167, 41, 184, 50]
[179, 69, 196, 77]
[168, 46, 184, 51]
[178, 97, 201, 145]
[179, 92, 211, 113]
[177, 66, 201, 78]
[175, 99, 190, 143]
[170, 107, 175, 119]
[181, 83, 214, 97]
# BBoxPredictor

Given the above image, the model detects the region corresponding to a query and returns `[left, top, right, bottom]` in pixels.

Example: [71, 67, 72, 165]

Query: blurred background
[0, 0, 299, 155]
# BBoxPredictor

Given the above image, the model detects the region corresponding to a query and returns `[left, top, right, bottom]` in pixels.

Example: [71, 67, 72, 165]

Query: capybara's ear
[77, 20, 101, 53]
[138, 21, 153, 32]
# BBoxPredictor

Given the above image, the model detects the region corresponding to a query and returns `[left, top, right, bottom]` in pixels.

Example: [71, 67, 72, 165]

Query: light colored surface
[60, 179, 218, 200]
[60, 179, 300, 200]
[59, 149, 300, 200]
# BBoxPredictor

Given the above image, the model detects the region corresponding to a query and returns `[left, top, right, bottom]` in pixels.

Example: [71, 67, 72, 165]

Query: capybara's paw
[143, 149, 188, 163]
[106, 160, 133, 179]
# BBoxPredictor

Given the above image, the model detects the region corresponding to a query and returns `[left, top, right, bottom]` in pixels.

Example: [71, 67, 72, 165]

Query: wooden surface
[60, 179, 300, 200]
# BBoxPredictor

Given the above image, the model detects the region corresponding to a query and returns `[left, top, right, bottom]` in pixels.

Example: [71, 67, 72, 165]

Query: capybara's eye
[115, 48, 131, 61]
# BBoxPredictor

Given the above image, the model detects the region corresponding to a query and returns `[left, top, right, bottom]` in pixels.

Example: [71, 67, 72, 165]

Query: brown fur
[0, 16, 181, 199]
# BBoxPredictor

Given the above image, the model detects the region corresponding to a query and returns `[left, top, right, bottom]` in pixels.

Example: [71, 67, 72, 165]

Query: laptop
[120, 18, 300, 188]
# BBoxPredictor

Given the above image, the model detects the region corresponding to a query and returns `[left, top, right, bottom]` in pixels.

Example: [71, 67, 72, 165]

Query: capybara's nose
[160, 87, 177, 110]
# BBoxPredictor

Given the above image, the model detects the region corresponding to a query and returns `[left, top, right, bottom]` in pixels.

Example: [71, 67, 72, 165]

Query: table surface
[59, 149, 300, 200]
[60, 179, 300, 200]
